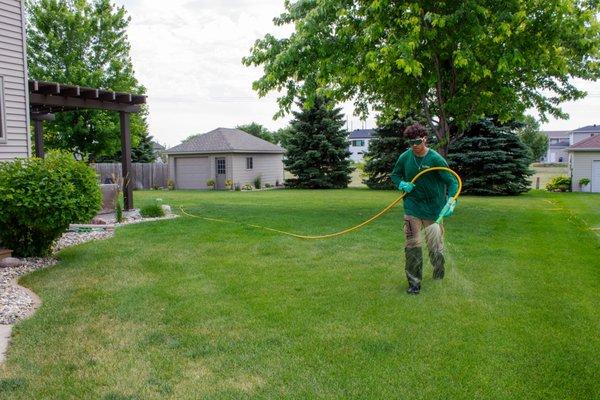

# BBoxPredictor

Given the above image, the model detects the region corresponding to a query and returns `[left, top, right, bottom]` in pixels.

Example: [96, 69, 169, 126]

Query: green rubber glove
[398, 181, 415, 193]
[436, 199, 457, 223]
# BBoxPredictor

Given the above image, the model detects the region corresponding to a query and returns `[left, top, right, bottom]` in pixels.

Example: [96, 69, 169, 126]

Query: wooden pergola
[28, 80, 147, 210]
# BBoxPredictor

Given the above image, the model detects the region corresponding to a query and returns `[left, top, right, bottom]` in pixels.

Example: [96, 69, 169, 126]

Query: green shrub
[253, 176, 262, 189]
[140, 203, 164, 218]
[206, 179, 215, 189]
[0, 151, 101, 257]
[546, 175, 572, 192]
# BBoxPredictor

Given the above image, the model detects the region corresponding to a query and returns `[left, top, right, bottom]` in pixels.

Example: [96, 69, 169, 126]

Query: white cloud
[115, 0, 597, 146]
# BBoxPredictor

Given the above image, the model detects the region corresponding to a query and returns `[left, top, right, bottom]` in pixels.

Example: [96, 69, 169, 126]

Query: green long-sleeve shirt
[390, 148, 459, 220]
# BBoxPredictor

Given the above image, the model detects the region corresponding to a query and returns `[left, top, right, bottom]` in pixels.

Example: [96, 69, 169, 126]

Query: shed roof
[567, 134, 600, 151]
[348, 129, 375, 139]
[166, 128, 285, 154]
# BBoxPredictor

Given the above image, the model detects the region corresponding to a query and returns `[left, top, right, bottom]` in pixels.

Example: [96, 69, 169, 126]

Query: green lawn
[1, 189, 599, 399]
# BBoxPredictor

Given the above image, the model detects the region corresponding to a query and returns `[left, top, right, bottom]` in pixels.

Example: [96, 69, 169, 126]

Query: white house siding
[349, 139, 370, 162]
[0, 0, 30, 161]
[232, 153, 284, 187]
[570, 151, 600, 193]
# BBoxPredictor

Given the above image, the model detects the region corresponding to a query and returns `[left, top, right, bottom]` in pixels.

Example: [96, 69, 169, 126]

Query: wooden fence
[91, 163, 169, 189]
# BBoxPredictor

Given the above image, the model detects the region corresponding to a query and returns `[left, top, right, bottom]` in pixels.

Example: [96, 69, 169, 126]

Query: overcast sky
[114, 0, 599, 147]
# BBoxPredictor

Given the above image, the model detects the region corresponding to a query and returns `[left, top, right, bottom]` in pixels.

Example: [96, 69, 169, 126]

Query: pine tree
[131, 132, 156, 163]
[363, 115, 421, 189]
[448, 119, 533, 195]
[282, 97, 353, 188]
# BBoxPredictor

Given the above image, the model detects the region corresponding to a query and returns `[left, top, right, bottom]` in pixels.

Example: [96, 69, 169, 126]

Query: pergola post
[34, 119, 44, 158]
[30, 112, 55, 158]
[120, 111, 133, 210]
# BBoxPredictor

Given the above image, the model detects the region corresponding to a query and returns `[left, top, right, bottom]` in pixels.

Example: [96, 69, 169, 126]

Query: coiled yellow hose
[179, 166, 462, 240]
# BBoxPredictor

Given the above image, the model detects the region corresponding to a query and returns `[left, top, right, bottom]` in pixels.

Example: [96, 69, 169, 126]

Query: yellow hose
[179, 166, 463, 240]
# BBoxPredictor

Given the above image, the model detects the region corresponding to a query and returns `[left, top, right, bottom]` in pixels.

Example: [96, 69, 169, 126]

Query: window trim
[246, 156, 253, 170]
[0, 76, 6, 143]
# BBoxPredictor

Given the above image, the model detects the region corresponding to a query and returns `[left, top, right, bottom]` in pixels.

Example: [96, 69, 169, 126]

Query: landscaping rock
[0, 258, 23, 269]
[161, 204, 172, 215]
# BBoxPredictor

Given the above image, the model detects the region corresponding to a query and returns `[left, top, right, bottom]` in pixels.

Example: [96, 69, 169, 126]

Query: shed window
[246, 157, 253, 169]
[0, 76, 5, 142]
[216, 159, 226, 174]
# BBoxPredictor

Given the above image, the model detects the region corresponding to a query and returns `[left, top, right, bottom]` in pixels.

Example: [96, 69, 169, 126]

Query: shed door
[215, 157, 226, 190]
[592, 160, 600, 193]
[175, 157, 209, 189]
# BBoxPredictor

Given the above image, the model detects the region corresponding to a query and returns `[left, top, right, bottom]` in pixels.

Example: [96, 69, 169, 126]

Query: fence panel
[92, 163, 169, 189]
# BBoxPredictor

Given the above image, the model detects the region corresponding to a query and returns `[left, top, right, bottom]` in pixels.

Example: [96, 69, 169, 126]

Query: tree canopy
[26, 0, 147, 162]
[244, 1, 600, 153]
[236, 122, 277, 143]
[516, 116, 549, 162]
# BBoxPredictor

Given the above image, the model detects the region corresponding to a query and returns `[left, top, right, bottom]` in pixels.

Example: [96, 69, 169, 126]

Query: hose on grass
[179, 166, 463, 240]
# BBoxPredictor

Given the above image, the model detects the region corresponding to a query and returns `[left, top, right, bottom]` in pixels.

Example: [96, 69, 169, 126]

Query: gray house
[570, 124, 600, 146]
[540, 131, 570, 163]
[166, 128, 285, 189]
[567, 134, 600, 193]
[0, 0, 30, 161]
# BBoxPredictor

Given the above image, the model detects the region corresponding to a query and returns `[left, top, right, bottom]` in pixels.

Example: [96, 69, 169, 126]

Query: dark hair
[404, 123, 428, 139]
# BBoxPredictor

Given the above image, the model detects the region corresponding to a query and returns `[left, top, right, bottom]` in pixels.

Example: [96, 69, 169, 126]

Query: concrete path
[0, 324, 12, 363]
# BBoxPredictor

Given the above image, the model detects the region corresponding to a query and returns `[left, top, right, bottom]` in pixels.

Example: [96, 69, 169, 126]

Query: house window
[0, 76, 5, 143]
[216, 158, 226, 174]
[246, 157, 253, 169]
[351, 140, 365, 147]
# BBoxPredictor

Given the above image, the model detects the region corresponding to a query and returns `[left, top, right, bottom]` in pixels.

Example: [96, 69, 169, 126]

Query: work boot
[429, 250, 445, 279]
[405, 247, 423, 291]
[406, 284, 420, 295]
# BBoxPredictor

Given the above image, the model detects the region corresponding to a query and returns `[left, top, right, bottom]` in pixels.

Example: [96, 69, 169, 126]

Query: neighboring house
[540, 131, 570, 163]
[567, 134, 600, 193]
[348, 129, 374, 162]
[165, 127, 285, 189]
[570, 124, 600, 146]
[0, 0, 30, 161]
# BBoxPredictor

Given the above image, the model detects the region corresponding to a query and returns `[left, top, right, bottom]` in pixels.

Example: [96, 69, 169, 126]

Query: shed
[165, 128, 285, 189]
[567, 134, 600, 193]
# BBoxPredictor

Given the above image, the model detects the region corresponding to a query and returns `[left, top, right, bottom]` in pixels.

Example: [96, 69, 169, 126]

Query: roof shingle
[567, 134, 600, 151]
[166, 128, 285, 154]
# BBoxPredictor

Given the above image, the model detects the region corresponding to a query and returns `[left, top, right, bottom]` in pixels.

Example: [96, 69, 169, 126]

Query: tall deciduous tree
[26, 0, 147, 162]
[517, 116, 549, 162]
[236, 122, 277, 143]
[244, 1, 600, 154]
[282, 97, 353, 188]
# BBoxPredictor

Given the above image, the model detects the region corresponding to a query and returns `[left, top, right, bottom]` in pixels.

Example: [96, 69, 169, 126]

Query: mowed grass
[1, 189, 599, 399]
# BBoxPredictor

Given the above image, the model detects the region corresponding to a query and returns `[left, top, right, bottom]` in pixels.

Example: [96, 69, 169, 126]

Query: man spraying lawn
[391, 123, 459, 295]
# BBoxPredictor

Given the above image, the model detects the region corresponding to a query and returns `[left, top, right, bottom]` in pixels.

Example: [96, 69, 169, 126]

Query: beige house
[567, 134, 600, 193]
[166, 128, 285, 189]
[0, 0, 30, 161]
